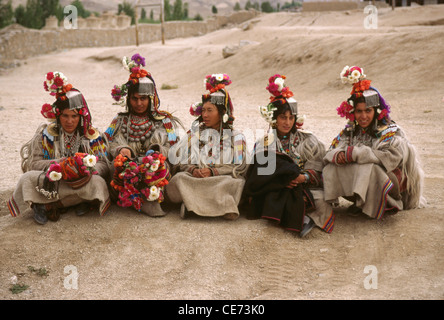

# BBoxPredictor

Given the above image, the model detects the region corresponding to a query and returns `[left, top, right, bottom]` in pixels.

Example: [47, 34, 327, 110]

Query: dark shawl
[243, 152, 315, 232]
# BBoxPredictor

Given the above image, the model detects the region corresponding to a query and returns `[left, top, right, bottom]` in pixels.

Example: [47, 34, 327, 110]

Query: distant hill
[9, 0, 292, 18]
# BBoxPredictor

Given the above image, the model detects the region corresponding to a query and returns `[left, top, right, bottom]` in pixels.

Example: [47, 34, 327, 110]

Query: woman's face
[201, 102, 221, 129]
[354, 102, 375, 129]
[275, 110, 295, 136]
[129, 92, 150, 115]
[59, 109, 80, 134]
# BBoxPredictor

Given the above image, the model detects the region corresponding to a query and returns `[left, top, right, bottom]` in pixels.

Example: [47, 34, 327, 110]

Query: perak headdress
[259, 74, 305, 129]
[41, 71, 94, 138]
[111, 53, 169, 120]
[337, 65, 391, 124]
[189, 73, 235, 128]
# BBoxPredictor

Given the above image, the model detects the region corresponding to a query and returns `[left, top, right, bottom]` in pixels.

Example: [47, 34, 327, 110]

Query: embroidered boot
[33, 203, 48, 225]
[140, 201, 167, 217]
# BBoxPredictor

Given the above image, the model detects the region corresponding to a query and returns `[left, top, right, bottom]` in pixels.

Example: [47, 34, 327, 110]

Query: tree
[234, 2, 241, 11]
[183, 2, 188, 19]
[193, 13, 202, 21]
[14, 4, 26, 26]
[172, 0, 183, 20]
[211, 5, 217, 14]
[245, 0, 252, 10]
[71, 0, 91, 18]
[261, 1, 274, 13]
[140, 8, 146, 20]
[164, 0, 172, 21]
[118, 1, 135, 25]
[0, 0, 14, 29]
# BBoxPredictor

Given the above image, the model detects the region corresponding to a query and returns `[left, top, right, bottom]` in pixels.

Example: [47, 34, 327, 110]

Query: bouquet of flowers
[266, 74, 293, 99]
[205, 73, 232, 93]
[56, 153, 99, 189]
[111, 150, 170, 211]
[340, 66, 366, 85]
[36, 153, 98, 199]
[259, 103, 277, 124]
[43, 71, 73, 99]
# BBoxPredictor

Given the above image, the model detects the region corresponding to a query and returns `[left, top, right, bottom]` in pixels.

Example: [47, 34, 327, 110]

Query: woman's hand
[286, 174, 307, 189]
[336, 151, 346, 165]
[119, 148, 132, 159]
[192, 168, 212, 178]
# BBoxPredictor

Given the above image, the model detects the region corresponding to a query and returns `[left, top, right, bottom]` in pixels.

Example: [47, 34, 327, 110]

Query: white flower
[296, 115, 306, 125]
[274, 77, 285, 91]
[347, 74, 359, 84]
[148, 186, 160, 201]
[340, 65, 350, 78]
[150, 160, 160, 172]
[122, 57, 129, 70]
[83, 155, 97, 167]
[351, 69, 361, 80]
[223, 114, 229, 123]
[214, 74, 224, 81]
[259, 106, 268, 116]
[49, 171, 62, 182]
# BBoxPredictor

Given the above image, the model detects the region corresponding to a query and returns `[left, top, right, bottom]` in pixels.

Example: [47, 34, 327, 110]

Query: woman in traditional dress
[8, 72, 110, 225]
[105, 54, 182, 217]
[166, 74, 248, 220]
[322, 66, 425, 219]
[244, 74, 334, 237]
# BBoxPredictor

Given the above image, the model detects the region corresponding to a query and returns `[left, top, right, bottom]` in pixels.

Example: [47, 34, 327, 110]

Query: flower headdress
[189, 73, 235, 128]
[41, 71, 93, 137]
[111, 53, 169, 120]
[337, 65, 390, 124]
[259, 74, 305, 128]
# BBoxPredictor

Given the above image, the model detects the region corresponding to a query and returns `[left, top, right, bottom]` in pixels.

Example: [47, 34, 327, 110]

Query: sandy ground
[0, 6, 443, 300]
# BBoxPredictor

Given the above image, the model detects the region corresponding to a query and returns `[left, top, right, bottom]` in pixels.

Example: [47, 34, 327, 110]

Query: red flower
[46, 72, 54, 81]
[41, 103, 56, 119]
[351, 79, 371, 95]
[378, 109, 388, 120]
[54, 76, 64, 87]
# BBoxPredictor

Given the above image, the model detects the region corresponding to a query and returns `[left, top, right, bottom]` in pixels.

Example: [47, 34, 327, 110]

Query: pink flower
[337, 101, 355, 121]
[266, 82, 280, 96]
[48, 162, 61, 173]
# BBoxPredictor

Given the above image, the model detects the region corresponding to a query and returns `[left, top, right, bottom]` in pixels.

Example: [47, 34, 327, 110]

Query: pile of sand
[0, 5, 443, 300]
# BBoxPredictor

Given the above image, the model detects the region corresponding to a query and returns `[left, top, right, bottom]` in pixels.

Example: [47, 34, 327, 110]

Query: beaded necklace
[60, 130, 81, 157]
[278, 134, 291, 154]
[121, 114, 154, 143]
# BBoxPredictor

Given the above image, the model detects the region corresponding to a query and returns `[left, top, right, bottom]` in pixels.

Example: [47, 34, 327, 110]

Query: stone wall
[0, 10, 258, 65]
[302, 1, 359, 11]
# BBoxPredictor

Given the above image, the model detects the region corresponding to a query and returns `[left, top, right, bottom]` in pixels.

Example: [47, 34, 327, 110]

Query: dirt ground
[0, 6, 443, 300]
